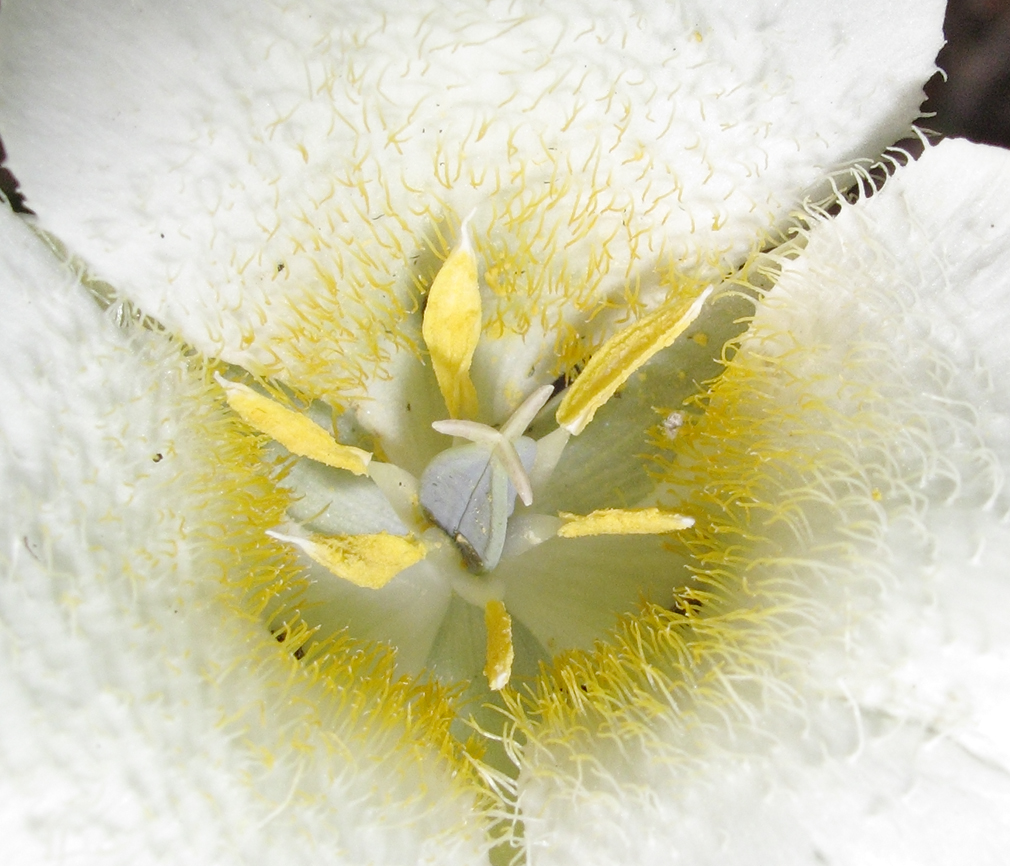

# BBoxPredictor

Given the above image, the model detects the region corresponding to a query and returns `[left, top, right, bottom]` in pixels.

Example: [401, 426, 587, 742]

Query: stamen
[556, 287, 713, 435]
[556, 507, 695, 537]
[267, 530, 426, 588]
[483, 599, 514, 691]
[216, 374, 372, 475]
[421, 217, 482, 420]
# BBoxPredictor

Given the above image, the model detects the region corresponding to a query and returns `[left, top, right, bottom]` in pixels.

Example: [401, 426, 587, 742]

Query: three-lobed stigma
[419, 385, 552, 572]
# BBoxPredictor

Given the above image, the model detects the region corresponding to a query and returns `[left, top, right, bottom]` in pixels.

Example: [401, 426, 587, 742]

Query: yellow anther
[556, 287, 713, 435]
[483, 599, 514, 691]
[217, 375, 371, 474]
[556, 507, 695, 538]
[268, 531, 426, 589]
[422, 225, 482, 419]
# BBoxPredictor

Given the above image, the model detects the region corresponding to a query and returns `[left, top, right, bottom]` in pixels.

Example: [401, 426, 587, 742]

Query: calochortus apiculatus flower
[3, 0, 1010, 863]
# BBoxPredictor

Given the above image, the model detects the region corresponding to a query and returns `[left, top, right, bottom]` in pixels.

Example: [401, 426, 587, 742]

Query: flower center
[216, 218, 719, 704]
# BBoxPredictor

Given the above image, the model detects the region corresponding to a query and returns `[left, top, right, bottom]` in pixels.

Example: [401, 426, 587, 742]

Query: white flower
[6, 1, 1008, 864]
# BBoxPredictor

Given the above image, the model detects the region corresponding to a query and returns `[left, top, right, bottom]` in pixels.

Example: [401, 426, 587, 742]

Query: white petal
[515, 139, 1010, 862]
[0, 0, 943, 388]
[0, 203, 488, 864]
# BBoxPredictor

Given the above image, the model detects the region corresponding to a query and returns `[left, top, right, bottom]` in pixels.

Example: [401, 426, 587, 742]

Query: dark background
[926, 0, 1010, 146]
[2, 0, 1009, 214]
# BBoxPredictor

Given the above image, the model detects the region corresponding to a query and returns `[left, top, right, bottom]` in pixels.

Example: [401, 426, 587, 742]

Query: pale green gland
[10, 1, 1009, 864]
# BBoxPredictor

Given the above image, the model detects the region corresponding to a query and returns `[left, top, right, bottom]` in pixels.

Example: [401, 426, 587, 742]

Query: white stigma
[431, 384, 553, 507]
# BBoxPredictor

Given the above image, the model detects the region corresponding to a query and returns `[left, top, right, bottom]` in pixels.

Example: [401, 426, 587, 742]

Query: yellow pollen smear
[556, 507, 695, 538]
[556, 287, 714, 435]
[216, 375, 371, 474]
[269, 530, 426, 589]
[421, 229, 482, 419]
[483, 599, 514, 691]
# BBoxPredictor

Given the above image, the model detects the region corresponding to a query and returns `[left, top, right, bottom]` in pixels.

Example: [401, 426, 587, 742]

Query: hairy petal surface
[0, 0, 943, 395]
[510, 139, 1010, 864]
[0, 203, 489, 865]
